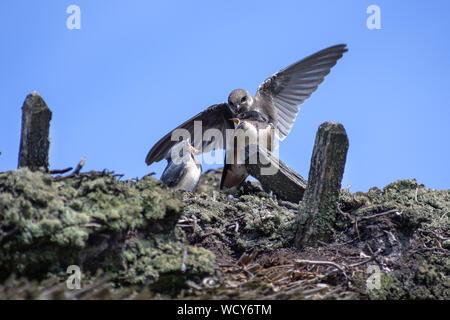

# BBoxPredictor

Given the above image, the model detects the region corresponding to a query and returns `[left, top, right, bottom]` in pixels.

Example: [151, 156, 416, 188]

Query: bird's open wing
[255, 44, 348, 140]
[145, 103, 236, 165]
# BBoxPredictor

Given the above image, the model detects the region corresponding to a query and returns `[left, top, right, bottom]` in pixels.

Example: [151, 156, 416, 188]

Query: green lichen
[339, 179, 449, 299]
[179, 184, 298, 256]
[235, 195, 297, 251]
[0, 169, 448, 299]
[0, 168, 215, 293]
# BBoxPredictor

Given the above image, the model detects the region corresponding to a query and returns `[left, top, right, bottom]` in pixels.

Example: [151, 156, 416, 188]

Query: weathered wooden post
[18, 92, 52, 171]
[245, 145, 307, 203]
[295, 121, 349, 248]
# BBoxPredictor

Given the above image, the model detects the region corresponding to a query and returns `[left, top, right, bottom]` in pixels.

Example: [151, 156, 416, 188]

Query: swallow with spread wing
[146, 44, 348, 189]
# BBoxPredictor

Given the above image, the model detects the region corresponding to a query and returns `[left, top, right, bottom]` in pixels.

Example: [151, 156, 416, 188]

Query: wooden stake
[245, 145, 307, 203]
[18, 92, 52, 171]
[295, 121, 349, 248]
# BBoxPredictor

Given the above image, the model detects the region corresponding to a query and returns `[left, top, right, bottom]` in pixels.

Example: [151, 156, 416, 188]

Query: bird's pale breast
[175, 158, 201, 191]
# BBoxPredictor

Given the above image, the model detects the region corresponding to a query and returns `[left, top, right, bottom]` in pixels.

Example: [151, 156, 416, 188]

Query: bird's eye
[241, 96, 247, 103]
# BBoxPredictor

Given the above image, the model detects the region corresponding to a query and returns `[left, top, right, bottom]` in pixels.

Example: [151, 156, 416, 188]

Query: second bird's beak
[189, 145, 200, 155]
[231, 118, 240, 125]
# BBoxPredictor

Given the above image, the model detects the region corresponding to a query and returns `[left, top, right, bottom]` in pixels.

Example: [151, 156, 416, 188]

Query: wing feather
[145, 103, 236, 165]
[256, 44, 347, 140]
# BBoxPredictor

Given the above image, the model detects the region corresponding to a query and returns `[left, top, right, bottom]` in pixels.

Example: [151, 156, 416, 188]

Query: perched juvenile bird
[160, 140, 202, 191]
[146, 44, 348, 188]
[221, 110, 274, 189]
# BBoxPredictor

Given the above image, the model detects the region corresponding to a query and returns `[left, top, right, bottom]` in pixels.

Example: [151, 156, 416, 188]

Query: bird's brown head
[228, 89, 253, 113]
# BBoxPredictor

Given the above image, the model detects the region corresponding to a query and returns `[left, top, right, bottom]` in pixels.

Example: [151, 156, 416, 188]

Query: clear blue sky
[1, 0, 449, 192]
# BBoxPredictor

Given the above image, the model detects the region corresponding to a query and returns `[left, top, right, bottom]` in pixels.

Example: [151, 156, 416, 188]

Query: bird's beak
[231, 118, 240, 125]
[189, 145, 200, 155]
